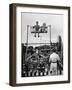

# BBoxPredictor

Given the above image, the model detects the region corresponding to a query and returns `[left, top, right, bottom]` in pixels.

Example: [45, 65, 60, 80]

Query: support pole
[49, 25, 51, 45]
[49, 25, 51, 53]
[25, 25, 29, 60]
[27, 25, 29, 45]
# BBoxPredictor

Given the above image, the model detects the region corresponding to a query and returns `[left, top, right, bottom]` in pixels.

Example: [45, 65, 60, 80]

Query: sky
[21, 12, 64, 47]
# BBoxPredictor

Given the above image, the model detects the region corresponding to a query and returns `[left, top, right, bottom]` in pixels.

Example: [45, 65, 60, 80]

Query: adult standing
[49, 49, 61, 75]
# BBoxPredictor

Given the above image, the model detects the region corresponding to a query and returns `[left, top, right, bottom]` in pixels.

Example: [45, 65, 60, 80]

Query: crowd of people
[22, 45, 63, 77]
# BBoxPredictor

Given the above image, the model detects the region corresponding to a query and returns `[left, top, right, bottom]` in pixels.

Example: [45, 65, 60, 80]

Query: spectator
[49, 49, 61, 75]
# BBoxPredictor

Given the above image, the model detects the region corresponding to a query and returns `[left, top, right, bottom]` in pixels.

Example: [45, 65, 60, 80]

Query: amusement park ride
[25, 22, 52, 61]
[26, 22, 51, 45]
[31, 23, 49, 37]
[25, 22, 52, 59]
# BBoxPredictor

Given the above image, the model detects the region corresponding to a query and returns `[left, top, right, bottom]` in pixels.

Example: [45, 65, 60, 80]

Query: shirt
[33, 25, 40, 31]
[49, 52, 60, 63]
